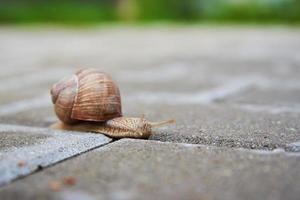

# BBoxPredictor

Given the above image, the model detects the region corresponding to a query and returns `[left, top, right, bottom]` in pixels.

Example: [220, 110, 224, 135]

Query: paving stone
[1, 27, 300, 81]
[1, 100, 299, 151]
[0, 124, 111, 186]
[0, 27, 300, 198]
[0, 68, 72, 105]
[0, 105, 54, 127]
[222, 88, 300, 106]
[121, 103, 300, 151]
[0, 139, 299, 200]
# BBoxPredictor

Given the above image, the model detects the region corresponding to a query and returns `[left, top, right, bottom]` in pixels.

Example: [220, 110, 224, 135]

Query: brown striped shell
[50, 68, 122, 124]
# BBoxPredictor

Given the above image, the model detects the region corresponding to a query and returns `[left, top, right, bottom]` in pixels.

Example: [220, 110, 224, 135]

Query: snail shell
[50, 68, 122, 124]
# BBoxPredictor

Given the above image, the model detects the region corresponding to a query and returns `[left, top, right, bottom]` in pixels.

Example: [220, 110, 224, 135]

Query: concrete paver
[0, 124, 111, 186]
[122, 103, 300, 151]
[0, 139, 299, 200]
[223, 88, 300, 106]
[1, 102, 299, 151]
[0, 26, 300, 199]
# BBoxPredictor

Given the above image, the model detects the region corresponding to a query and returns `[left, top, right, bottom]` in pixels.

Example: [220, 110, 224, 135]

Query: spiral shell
[50, 68, 122, 124]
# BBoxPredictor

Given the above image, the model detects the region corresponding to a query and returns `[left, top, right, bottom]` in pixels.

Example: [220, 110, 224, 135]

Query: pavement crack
[0, 124, 119, 187]
[0, 138, 118, 187]
[149, 132, 300, 153]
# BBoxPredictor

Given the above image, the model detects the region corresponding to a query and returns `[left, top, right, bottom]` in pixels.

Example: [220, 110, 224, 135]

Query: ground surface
[0, 26, 299, 200]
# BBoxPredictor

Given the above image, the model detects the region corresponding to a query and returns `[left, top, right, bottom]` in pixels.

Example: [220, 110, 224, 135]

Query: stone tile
[0, 124, 111, 186]
[0, 68, 72, 105]
[1, 100, 299, 151]
[122, 103, 300, 151]
[1, 27, 300, 83]
[0, 139, 299, 200]
[0, 26, 299, 200]
[0, 105, 54, 127]
[222, 87, 300, 106]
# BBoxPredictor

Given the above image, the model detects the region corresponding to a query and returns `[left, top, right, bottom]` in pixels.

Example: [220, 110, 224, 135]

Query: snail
[50, 68, 174, 139]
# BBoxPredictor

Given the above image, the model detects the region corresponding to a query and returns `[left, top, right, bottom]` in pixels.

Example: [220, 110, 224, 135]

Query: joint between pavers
[0, 139, 115, 187]
[0, 124, 118, 187]
[141, 137, 300, 156]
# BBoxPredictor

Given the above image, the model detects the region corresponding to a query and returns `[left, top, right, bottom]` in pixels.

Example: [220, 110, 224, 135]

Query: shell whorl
[51, 68, 122, 124]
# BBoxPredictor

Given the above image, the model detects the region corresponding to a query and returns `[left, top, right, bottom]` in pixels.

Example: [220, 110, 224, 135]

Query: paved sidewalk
[0, 26, 299, 199]
[2, 139, 300, 200]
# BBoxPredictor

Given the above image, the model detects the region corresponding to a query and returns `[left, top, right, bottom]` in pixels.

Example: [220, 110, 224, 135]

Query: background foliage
[0, 0, 299, 24]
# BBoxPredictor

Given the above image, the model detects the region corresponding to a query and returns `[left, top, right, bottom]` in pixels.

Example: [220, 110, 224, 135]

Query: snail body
[50, 68, 174, 139]
[50, 117, 175, 139]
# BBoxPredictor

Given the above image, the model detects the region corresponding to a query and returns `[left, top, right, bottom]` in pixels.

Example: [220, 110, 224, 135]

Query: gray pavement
[146, 104, 300, 151]
[0, 26, 300, 199]
[0, 124, 111, 186]
[1, 139, 300, 200]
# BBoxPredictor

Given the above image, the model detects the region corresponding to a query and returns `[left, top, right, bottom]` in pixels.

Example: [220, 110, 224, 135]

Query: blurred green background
[0, 0, 300, 24]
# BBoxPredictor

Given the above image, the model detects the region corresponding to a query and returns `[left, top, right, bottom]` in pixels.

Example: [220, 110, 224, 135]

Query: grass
[0, 0, 299, 25]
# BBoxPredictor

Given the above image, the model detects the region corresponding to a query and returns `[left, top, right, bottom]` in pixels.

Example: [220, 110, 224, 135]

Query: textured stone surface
[0, 26, 300, 199]
[1, 102, 299, 151]
[0, 27, 300, 151]
[0, 139, 299, 200]
[223, 88, 300, 106]
[0, 124, 111, 186]
[122, 103, 300, 151]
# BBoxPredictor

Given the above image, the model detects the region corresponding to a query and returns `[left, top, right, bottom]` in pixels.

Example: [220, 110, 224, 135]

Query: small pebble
[63, 176, 76, 186]
[17, 160, 26, 167]
[48, 181, 62, 192]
